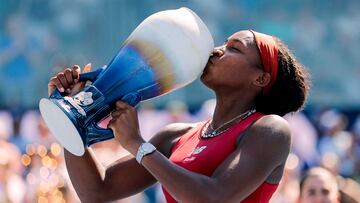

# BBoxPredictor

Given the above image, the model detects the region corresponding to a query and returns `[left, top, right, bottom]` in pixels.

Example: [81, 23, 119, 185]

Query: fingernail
[74, 79, 78, 83]
[59, 87, 65, 92]
[66, 89, 71, 93]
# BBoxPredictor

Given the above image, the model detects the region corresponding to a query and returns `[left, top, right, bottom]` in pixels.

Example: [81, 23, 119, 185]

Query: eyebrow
[225, 37, 249, 47]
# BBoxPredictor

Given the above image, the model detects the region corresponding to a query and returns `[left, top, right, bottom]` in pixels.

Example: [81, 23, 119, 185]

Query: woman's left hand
[107, 101, 144, 154]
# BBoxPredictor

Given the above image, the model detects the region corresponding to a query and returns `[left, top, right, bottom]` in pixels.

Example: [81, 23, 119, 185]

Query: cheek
[227, 55, 248, 69]
[226, 62, 258, 84]
[300, 197, 313, 203]
[206, 55, 256, 85]
[219, 57, 248, 76]
[328, 191, 339, 201]
[300, 193, 317, 203]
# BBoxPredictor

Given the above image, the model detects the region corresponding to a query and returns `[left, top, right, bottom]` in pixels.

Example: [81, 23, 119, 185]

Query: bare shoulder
[149, 122, 196, 157]
[240, 114, 292, 165]
[160, 122, 197, 134]
[252, 114, 291, 138]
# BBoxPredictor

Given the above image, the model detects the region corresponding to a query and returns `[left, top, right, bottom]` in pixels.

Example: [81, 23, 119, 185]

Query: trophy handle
[80, 65, 141, 106]
[49, 66, 106, 99]
[49, 65, 141, 147]
[78, 65, 140, 144]
[121, 92, 141, 107]
[86, 122, 114, 146]
[79, 66, 106, 82]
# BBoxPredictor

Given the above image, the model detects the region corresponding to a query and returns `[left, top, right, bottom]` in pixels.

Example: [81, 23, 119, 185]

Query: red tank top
[162, 112, 278, 203]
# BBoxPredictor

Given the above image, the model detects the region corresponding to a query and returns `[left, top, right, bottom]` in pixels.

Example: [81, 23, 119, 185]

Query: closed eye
[230, 46, 241, 52]
[226, 44, 243, 54]
[223, 39, 243, 53]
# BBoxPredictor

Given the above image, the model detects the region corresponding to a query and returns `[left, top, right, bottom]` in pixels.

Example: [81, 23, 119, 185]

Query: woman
[298, 167, 340, 203]
[48, 30, 310, 202]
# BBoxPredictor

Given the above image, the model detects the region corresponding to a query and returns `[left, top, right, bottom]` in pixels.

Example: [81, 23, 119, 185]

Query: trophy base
[39, 98, 85, 156]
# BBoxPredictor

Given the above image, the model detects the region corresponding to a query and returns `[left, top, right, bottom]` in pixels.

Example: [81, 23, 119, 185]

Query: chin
[200, 72, 208, 83]
[200, 74, 214, 89]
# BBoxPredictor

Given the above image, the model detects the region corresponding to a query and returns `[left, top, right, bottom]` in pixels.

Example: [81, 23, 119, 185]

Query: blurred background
[0, 0, 359, 202]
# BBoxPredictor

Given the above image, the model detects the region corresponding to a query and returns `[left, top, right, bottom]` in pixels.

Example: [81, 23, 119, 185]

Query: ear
[253, 72, 271, 88]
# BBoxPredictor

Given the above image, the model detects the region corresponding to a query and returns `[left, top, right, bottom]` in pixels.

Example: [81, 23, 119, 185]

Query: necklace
[201, 109, 256, 139]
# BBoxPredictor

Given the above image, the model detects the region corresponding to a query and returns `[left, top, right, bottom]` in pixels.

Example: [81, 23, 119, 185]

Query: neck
[211, 93, 256, 129]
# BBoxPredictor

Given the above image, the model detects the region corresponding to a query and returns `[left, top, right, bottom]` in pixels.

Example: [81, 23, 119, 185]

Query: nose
[211, 46, 224, 57]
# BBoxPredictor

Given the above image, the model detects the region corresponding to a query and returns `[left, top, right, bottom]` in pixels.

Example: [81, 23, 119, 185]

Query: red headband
[249, 30, 278, 96]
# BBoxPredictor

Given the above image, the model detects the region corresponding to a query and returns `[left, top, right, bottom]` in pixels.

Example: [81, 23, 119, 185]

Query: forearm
[64, 148, 106, 202]
[108, 104, 222, 202]
[140, 151, 220, 203]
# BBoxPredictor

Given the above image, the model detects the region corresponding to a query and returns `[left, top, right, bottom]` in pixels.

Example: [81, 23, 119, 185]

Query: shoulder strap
[236, 112, 264, 146]
[170, 121, 208, 154]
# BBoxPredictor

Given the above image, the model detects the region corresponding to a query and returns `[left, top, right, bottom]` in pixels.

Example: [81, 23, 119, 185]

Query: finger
[71, 65, 81, 83]
[107, 120, 113, 130]
[110, 110, 124, 118]
[64, 68, 74, 85]
[115, 100, 131, 110]
[57, 72, 70, 90]
[83, 63, 92, 73]
[48, 78, 57, 96]
[107, 119, 116, 130]
[49, 77, 64, 94]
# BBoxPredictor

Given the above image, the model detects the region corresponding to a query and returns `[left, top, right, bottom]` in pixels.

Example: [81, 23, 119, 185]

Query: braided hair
[255, 38, 310, 116]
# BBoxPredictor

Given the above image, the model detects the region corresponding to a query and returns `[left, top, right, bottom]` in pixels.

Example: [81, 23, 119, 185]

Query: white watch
[136, 142, 156, 164]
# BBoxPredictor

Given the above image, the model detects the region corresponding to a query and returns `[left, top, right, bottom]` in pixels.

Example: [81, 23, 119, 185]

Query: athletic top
[162, 112, 279, 203]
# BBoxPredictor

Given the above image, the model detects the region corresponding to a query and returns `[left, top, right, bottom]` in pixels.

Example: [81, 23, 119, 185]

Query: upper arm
[211, 115, 291, 202]
[100, 123, 193, 201]
[149, 122, 195, 157]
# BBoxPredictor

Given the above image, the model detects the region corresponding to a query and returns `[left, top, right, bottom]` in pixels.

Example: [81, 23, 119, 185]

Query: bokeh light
[37, 145, 48, 157]
[50, 143, 62, 157]
[21, 154, 32, 166]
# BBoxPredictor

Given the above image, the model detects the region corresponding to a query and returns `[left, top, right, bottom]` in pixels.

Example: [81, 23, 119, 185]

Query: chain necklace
[201, 109, 256, 139]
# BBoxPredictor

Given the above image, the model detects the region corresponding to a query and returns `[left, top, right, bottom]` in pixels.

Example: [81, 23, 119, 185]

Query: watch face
[143, 143, 154, 151]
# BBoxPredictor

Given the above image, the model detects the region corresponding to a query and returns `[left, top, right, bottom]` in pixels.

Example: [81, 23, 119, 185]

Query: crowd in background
[1, 0, 360, 108]
[1, 0, 360, 202]
[0, 100, 360, 202]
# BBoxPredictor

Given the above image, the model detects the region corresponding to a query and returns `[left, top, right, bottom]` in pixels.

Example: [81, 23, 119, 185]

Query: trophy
[39, 7, 214, 156]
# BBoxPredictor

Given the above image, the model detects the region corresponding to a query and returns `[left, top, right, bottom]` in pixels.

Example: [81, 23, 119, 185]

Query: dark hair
[255, 38, 310, 116]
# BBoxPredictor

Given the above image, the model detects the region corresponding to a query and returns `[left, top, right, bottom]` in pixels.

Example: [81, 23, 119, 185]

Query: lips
[203, 57, 216, 73]
[202, 61, 210, 73]
[207, 57, 215, 65]
[204, 60, 212, 69]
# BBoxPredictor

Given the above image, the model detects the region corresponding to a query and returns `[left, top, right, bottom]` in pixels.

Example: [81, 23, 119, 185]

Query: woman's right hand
[48, 63, 92, 97]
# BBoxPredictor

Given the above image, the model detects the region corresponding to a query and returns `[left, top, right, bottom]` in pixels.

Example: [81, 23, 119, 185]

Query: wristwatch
[136, 142, 156, 164]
